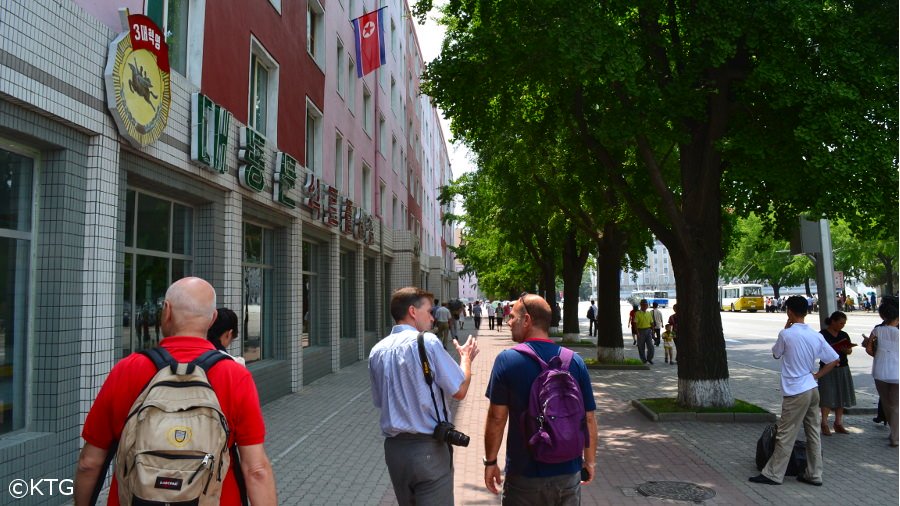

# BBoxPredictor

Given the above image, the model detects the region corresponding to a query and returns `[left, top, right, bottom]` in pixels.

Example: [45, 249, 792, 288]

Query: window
[390, 19, 397, 58]
[364, 257, 376, 331]
[339, 251, 356, 339]
[390, 76, 398, 116]
[146, 0, 189, 76]
[362, 163, 372, 211]
[242, 222, 274, 363]
[363, 85, 373, 135]
[0, 145, 34, 435]
[379, 181, 386, 217]
[248, 39, 279, 139]
[302, 241, 321, 347]
[378, 115, 386, 154]
[347, 144, 356, 200]
[306, 99, 323, 175]
[307, 0, 325, 68]
[392, 195, 398, 230]
[348, 0, 358, 19]
[336, 38, 346, 97]
[391, 137, 398, 174]
[334, 131, 344, 191]
[347, 57, 356, 113]
[122, 190, 193, 357]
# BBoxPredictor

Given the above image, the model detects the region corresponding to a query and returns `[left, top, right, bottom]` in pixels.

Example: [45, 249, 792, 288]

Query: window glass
[121, 190, 193, 356]
[364, 258, 376, 331]
[302, 241, 319, 347]
[136, 193, 170, 251]
[250, 55, 269, 135]
[242, 223, 273, 363]
[166, 0, 189, 75]
[340, 251, 355, 338]
[0, 148, 33, 435]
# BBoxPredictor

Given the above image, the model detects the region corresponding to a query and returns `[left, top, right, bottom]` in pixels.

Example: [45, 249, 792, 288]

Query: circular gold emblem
[105, 32, 171, 147]
[167, 426, 193, 448]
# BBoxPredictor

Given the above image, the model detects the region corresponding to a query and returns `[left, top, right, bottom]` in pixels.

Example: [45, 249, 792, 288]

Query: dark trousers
[653, 327, 661, 346]
[637, 328, 654, 363]
[474, 316, 482, 329]
[587, 318, 595, 336]
[502, 472, 581, 506]
[384, 435, 454, 506]
[496, 315, 503, 328]
[488, 315, 495, 330]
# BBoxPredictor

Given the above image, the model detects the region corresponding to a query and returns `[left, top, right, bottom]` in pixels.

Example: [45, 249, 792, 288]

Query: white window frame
[378, 115, 386, 155]
[248, 36, 279, 142]
[347, 56, 356, 114]
[336, 37, 346, 98]
[362, 163, 372, 211]
[334, 130, 344, 192]
[305, 98, 324, 176]
[307, 0, 326, 70]
[347, 143, 356, 200]
[144, 0, 206, 85]
[267, 0, 282, 14]
[362, 85, 373, 137]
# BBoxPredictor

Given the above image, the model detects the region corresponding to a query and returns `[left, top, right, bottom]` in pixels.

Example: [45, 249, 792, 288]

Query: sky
[412, 5, 476, 180]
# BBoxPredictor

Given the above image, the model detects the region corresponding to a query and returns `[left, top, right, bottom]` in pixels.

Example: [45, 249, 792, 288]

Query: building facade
[0, 0, 457, 498]
[619, 239, 676, 296]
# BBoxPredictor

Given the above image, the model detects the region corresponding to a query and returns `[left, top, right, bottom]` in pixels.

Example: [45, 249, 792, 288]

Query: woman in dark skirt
[819, 311, 856, 435]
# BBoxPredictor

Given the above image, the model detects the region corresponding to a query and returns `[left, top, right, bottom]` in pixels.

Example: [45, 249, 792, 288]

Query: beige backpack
[115, 348, 232, 505]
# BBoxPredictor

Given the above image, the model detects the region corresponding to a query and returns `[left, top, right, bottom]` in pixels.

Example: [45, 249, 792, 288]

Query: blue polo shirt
[485, 340, 596, 477]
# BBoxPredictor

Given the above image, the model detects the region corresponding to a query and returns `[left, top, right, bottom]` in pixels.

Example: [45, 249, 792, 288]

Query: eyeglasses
[518, 292, 532, 318]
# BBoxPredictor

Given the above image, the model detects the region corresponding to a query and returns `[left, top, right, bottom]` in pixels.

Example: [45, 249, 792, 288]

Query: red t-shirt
[82, 337, 266, 505]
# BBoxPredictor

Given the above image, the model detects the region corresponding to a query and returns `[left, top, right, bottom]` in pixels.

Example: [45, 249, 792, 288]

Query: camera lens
[447, 430, 470, 447]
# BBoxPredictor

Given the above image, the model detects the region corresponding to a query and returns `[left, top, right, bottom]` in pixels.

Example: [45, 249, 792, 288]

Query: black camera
[433, 421, 470, 447]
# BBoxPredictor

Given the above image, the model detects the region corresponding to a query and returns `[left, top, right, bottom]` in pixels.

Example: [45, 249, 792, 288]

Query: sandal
[821, 423, 832, 436]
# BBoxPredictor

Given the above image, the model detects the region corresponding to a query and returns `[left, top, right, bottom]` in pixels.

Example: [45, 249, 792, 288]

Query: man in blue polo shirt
[369, 287, 479, 505]
[483, 294, 597, 505]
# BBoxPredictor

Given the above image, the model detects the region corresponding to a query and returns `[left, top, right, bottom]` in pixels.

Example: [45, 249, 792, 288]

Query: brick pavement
[264, 319, 898, 505]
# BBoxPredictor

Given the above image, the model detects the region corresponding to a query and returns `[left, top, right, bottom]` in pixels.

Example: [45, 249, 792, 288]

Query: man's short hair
[639, 299, 648, 305]
[785, 295, 808, 315]
[520, 294, 552, 332]
[879, 296, 899, 321]
[652, 302, 659, 308]
[390, 287, 434, 322]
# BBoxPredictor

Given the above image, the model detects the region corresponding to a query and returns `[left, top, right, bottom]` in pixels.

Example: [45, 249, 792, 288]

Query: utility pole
[791, 217, 837, 327]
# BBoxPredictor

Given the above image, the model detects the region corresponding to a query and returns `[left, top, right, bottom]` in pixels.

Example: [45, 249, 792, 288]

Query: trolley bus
[718, 284, 764, 312]
[629, 290, 670, 308]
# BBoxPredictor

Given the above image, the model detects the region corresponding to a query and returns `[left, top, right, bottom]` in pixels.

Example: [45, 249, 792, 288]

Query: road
[571, 299, 882, 397]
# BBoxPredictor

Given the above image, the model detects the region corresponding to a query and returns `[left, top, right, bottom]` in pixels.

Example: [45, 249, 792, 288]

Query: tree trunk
[804, 278, 812, 297]
[670, 246, 734, 407]
[772, 284, 781, 299]
[879, 253, 896, 296]
[595, 223, 626, 361]
[561, 230, 589, 340]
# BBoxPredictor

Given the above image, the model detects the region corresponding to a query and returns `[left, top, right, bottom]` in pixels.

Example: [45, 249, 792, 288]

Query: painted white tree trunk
[562, 333, 580, 342]
[597, 346, 625, 362]
[677, 378, 734, 408]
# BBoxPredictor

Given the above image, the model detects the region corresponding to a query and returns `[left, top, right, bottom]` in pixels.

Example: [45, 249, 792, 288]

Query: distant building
[620, 239, 676, 294]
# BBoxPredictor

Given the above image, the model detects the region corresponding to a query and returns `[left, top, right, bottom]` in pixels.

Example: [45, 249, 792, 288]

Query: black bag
[755, 423, 811, 477]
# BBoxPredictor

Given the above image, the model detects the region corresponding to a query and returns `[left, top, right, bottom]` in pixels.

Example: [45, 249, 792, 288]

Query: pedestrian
[434, 301, 452, 349]
[628, 304, 638, 346]
[486, 300, 496, 330]
[634, 299, 655, 364]
[369, 287, 479, 505]
[866, 297, 898, 446]
[817, 311, 856, 435]
[651, 302, 664, 347]
[662, 324, 675, 364]
[73, 277, 277, 505]
[749, 296, 839, 486]
[483, 294, 597, 504]
[503, 302, 512, 324]
[207, 307, 246, 366]
[496, 301, 504, 329]
[586, 299, 596, 337]
[473, 300, 483, 330]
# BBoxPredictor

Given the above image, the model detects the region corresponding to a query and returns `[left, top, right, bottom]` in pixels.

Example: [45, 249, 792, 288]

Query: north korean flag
[351, 7, 387, 78]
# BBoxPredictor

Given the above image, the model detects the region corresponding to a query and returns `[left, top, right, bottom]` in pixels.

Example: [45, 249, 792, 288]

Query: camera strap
[417, 332, 449, 424]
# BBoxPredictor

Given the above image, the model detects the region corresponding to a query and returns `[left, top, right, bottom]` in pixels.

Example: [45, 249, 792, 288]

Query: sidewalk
[264, 319, 898, 505]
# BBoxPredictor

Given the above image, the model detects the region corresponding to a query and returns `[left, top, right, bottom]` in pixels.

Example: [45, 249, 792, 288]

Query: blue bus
[630, 290, 670, 308]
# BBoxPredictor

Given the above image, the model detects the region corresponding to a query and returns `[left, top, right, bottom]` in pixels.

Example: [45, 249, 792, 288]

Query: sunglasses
[518, 292, 532, 318]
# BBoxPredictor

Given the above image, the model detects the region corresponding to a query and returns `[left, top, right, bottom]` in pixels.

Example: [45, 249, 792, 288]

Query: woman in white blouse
[867, 297, 899, 447]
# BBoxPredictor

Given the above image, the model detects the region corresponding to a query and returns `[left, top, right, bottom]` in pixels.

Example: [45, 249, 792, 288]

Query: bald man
[74, 277, 277, 505]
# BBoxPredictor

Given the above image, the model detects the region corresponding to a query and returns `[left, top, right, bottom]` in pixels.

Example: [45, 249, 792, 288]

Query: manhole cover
[636, 481, 716, 503]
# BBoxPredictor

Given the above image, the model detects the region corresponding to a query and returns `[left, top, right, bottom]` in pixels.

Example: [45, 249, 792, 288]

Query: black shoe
[648, 360, 654, 365]
[748, 475, 780, 485]
[797, 475, 822, 487]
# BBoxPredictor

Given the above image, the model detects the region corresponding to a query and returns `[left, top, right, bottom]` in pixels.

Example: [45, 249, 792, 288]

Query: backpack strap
[139, 347, 178, 374]
[513, 343, 548, 369]
[192, 349, 233, 373]
[556, 347, 575, 370]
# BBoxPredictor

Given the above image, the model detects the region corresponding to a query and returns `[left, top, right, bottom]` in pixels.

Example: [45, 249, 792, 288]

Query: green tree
[416, 0, 897, 406]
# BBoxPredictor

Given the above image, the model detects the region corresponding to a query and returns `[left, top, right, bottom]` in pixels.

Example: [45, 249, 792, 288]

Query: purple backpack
[514, 343, 588, 464]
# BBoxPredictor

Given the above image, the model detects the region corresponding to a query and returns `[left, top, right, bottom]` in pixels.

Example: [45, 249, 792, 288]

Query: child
[662, 323, 676, 364]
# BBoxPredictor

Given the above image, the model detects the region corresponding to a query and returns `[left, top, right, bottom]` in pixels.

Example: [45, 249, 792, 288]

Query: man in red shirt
[73, 277, 277, 505]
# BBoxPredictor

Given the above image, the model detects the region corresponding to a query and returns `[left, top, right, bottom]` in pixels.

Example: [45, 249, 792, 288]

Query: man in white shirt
[651, 302, 664, 346]
[434, 301, 452, 349]
[750, 296, 839, 487]
[486, 300, 496, 331]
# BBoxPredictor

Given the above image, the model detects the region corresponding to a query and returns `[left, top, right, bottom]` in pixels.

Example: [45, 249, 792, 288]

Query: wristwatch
[482, 457, 498, 466]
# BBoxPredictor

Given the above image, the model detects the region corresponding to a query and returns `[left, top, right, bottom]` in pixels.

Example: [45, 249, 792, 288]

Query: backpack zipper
[188, 453, 214, 484]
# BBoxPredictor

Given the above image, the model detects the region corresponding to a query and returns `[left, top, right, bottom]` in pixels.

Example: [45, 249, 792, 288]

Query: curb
[587, 363, 650, 371]
[631, 399, 777, 423]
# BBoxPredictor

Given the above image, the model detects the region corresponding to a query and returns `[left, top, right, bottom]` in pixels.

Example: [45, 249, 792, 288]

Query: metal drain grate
[636, 481, 716, 503]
